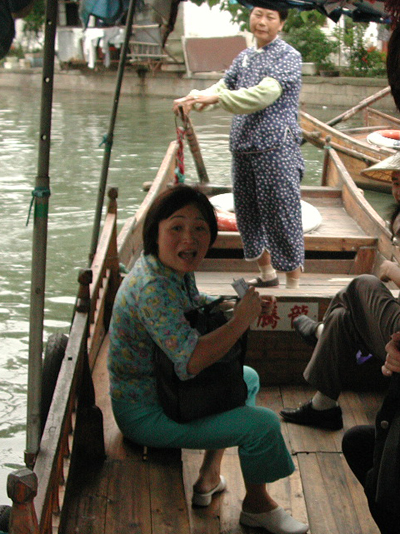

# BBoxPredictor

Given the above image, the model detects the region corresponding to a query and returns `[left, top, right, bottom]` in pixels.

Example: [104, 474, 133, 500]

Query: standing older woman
[108, 185, 308, 534]
[173, 7, 304, 289]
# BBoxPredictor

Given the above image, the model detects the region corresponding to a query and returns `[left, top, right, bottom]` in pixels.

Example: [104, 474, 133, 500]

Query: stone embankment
[0, 66, 395, 112]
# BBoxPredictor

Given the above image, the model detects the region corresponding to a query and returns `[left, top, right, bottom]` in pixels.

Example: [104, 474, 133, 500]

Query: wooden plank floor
[195, 271, 357, 299]
[60, 337, 385, 534]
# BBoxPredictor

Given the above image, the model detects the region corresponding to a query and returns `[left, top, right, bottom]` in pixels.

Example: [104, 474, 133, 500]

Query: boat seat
[205, 231, 378, 276]
[61, 429, 191, 534]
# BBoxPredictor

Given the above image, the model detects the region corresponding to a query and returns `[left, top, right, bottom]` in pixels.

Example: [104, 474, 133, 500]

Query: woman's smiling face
[157, 204, 211, 275]
[250, 8, 284, 48]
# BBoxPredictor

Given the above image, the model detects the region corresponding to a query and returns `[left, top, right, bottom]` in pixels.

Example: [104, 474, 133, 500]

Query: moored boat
[300, 87, 400, 194]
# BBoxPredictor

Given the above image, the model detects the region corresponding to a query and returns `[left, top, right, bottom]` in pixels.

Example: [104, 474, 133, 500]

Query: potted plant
[284, 11, 339, 75]
[318, 60, 340, 77]
[331, 21, 387, 77]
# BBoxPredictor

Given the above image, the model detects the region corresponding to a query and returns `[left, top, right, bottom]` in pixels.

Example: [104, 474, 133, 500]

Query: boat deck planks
[195, 271, 358, 298]
[60, 338, 383, 534]
[203, 184, 382, 278]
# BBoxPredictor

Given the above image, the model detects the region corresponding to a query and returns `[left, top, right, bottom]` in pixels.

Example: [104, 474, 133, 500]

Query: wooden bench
[60, 440, 190, 533]
[57, 332, 191, 534]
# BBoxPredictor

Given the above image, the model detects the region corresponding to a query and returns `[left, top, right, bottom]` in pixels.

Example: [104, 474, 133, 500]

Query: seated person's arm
[379, 260, 400, 288]
[138, 281, 273, 379]
[383, 331, 400, 376]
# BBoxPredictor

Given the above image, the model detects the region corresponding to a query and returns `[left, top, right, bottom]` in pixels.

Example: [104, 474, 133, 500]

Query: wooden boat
[300, 86, 400, 194]
[6, 0, 400, 531]
[7, 135, 397, 534]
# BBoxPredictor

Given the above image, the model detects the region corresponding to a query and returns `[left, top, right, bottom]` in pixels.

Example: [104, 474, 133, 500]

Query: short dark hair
[143, 184, 218, 257]
[250, 5, 288, 21]
[278, 8, 288, 21]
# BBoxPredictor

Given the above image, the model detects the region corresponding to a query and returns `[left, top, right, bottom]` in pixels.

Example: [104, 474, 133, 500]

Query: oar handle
[178, 107, 210, 184]
[327, 86, 392, 127]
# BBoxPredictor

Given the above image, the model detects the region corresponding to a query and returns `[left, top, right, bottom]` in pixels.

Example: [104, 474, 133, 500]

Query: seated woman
[108, 184, 308, 534]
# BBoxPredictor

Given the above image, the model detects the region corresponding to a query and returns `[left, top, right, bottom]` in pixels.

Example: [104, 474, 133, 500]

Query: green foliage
[6, 43, 25, 58]
[22, 0, 45, 49]
[190, 0, 251, 30]
[284, 8, 327, 31]
[333, 21, 386, 77]
[189, 1, 386, 77]
[284, 11, 337, 69]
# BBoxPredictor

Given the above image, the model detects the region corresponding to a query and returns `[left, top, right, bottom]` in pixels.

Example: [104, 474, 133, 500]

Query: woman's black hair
[143, 184, 218, 256]
[277, 8, 288, 21]
[250, 5, 288, 21]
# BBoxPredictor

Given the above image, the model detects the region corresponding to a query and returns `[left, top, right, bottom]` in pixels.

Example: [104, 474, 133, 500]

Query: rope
[26, 186, 51, 226]
[175, 125, 186, 184]
[99, 134, 113, 153]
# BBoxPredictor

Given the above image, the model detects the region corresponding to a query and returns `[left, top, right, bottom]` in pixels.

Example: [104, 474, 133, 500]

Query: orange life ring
[216, 209, 238, 231]
[379, 130, 400, 140]
[367, 129, 400, 149]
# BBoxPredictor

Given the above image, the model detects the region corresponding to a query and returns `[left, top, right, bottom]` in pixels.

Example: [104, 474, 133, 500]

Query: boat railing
[6, 138, 179, 534]
[7, 188, 122, 534]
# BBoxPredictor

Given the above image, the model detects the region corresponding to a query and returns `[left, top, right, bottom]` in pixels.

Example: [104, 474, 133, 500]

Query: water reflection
[0, 89, 393, 503]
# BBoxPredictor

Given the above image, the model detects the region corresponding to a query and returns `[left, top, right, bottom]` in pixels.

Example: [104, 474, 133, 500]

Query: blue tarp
[236, 0, 390, 23]
[79, 0, 392, 29]
[80, 0, 131, 27]
[1, 0, 393, 60]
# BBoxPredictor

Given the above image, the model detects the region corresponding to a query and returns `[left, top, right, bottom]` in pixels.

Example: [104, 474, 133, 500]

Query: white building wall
[183, 2, 241, 37]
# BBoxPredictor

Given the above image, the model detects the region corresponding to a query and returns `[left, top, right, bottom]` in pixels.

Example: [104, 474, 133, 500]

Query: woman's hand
[173, 94, 219, 116]
[260, 294, 276, 315]
[187, 290, 275, 375]
[379, 260, 397, 282]
[383, 331, 400, 376]
[233, 287, 265, 326]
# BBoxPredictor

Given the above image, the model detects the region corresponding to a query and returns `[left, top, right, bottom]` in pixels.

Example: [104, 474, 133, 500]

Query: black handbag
[154, 297, 248, 423]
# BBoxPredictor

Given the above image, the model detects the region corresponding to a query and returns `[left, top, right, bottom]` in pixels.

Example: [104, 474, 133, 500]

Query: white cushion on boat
[301, 200, 322, 233]
[209, 193, 322, 234]
[367, 130, 400, 149]
[209, 193, 235, 212]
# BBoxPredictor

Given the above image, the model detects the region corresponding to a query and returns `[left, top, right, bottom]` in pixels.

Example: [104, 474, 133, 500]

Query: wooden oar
[326, 85, 392, 127]
[301, 85, 392, 146]
[178, 108, 210, 183]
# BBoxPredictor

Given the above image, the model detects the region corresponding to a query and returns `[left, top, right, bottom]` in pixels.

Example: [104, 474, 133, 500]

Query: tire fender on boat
[41, 332, 68, 434]
[209, 194, 322, 234]
[367, 130, 400, 149]
[0, 504, 11, 533]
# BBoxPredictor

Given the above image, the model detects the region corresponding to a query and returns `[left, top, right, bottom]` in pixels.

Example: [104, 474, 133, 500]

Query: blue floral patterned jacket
[224, 38, 302, 153]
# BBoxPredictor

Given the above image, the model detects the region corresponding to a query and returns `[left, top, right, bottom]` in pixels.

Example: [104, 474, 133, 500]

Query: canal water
[0, 88, 394, 504]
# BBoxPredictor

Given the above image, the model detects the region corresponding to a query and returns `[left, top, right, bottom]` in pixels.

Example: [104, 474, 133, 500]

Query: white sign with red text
[251, 302, 319, 331]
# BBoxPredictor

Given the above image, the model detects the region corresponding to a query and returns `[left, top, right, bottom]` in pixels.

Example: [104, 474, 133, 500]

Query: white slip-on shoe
[240, 506, 309, 534]
[192, 475, 227, 507]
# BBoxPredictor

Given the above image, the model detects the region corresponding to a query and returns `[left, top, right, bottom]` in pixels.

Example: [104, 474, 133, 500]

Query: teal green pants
[112, 366, 294, 484]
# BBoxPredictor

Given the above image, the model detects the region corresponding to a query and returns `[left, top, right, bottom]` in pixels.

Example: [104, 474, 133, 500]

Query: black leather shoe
[280, 400, 343, 430]
[247, 276, 279, 288]
[293, 315, 321, 347]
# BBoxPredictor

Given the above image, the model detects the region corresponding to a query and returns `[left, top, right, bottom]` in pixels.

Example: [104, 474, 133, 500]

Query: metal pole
[25, 0, 58, 468]
[88, 0, 138, 264]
